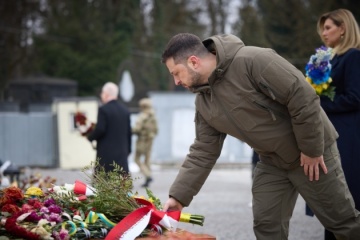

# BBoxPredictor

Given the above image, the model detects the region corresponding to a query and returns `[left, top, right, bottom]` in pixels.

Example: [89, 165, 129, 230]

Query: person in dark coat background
[87, 82, 132, 174]
[317, 9, 360, 240]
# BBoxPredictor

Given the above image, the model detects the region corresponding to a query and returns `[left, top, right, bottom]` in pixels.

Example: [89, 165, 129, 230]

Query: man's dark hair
[161, 33, 208, 64]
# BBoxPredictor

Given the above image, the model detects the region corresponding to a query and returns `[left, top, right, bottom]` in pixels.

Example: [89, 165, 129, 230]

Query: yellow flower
[305, 76, 312, 84]
[315, 85, 323, 94]
[322, 83, 329, 90]
[25, 187, 43, 197]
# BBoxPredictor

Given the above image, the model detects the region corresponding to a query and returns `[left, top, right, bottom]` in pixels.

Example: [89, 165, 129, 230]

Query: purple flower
[44, 198, 56, 207]
[48, 204, 62, 214]
[46, 212, 62, 223]
[25, 211, 43, 222]
[317, 45, 328, 51]
[40, 206, 50, 213]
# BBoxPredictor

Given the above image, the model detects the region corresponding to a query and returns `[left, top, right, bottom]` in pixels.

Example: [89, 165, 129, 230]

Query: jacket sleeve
[169, 110, 226, 206]
[87, 107, 107, 142]
[132, 113, 144, 135]
[321, 50, 360, 113]
[251, 49, 324, 157]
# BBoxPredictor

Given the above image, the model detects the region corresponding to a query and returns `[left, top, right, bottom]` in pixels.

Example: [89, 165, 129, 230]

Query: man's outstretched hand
[300, 152, 328, 181]
[163, 197, 184, 212]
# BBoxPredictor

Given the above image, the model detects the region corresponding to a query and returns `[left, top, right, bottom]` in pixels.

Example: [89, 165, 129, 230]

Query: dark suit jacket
[320, 48, 360, 209]
[87, 100, 132, 174]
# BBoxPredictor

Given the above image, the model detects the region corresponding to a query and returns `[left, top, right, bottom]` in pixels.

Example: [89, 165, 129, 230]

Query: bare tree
[0, 0, 41, 100]
[206, 0, 231, 35]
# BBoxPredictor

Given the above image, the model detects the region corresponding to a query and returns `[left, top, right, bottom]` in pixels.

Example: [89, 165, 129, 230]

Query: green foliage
[145, 188, 163, 210]
[253, 0, 338, 69]
[2, 0, 360, 99]
[32, 0, 136, 96]
[233, 3, 270, 48]
[81, 161, 139, 223]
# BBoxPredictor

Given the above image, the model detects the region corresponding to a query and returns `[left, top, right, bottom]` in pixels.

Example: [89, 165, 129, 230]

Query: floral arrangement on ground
[0, 162, 204, 240]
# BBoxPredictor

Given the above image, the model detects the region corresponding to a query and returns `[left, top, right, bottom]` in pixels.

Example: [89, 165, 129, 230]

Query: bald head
[101, 82, 119, 103]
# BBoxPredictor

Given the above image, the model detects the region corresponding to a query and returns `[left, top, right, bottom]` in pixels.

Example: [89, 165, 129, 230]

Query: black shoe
[141, 177, 153, 188]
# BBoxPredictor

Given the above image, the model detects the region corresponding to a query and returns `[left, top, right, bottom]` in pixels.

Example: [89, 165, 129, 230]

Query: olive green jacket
[169, 34, 338, 207]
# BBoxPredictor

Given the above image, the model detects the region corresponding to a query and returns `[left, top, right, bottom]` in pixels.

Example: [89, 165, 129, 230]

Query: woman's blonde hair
[317, 9, 360, 55]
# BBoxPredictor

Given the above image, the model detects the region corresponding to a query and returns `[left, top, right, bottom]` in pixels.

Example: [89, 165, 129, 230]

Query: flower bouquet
[74, 111, 95, 137]
[0, 162, 205, 240]
[305, 46, 336, 101]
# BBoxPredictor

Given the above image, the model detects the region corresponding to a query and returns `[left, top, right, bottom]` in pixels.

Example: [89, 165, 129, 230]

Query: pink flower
[21, 203, 34, 212]
[52, 229, 70, 240]
[40, 206, 50, 214]
[46, 212, 62, 223]
[59, 229, 70, 240]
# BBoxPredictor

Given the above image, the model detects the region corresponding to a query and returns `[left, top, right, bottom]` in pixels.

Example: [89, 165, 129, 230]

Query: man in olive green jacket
[161, 33, 360, 240]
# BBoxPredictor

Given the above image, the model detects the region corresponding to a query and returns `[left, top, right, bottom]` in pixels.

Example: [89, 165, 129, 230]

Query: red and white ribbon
[73, 180, 95, 196]
[105, 198, 181, 240]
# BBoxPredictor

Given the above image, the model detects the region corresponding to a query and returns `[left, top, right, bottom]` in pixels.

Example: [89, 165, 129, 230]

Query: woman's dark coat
[87, 100, 132, 173]
[320, 48, 360, 209]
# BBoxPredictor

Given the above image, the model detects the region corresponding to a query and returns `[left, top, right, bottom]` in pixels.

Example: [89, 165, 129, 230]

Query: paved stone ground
[23, 164, 324, 240]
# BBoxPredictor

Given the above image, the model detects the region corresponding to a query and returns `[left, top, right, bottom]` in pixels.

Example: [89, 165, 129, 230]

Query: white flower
[51, 184, 74, 196]
[31, 225, 54, 240]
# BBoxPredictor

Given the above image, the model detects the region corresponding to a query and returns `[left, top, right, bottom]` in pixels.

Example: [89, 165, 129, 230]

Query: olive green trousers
[252, 142, 360, 240]
[134, 139, 154, 178]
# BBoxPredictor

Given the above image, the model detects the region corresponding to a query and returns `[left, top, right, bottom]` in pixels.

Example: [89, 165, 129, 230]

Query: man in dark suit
[87, 82, 132, 174]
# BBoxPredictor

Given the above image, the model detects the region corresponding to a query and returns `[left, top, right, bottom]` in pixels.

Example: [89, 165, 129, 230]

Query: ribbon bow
[105, 198, 181, 240]
[73, 180, 96, 199]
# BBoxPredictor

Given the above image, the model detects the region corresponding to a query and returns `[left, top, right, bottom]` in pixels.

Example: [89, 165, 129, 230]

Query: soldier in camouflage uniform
[132, 98, 158, 187]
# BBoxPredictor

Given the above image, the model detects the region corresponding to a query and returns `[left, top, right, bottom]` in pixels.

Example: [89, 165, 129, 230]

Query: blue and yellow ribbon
[85, 211, 116, 228]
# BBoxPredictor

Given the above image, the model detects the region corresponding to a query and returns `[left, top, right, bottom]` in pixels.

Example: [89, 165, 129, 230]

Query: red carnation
[1, 203, 20, 214]
[3, 187, 24, 201]
[28, 199, 43, 209]
[4, 212, 41, 240]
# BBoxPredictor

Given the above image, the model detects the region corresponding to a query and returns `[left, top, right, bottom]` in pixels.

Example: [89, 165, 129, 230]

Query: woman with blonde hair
[317, 8, 360, 240]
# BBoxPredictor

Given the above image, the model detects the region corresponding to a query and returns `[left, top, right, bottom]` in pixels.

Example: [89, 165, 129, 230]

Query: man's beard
[187, 66, 203, 88]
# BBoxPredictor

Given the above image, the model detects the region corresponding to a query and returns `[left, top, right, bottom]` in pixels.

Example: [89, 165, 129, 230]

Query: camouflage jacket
[132, 110, 158, 140]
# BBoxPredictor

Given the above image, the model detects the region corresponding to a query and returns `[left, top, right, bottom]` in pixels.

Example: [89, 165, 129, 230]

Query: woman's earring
[341, 34, 344, 39]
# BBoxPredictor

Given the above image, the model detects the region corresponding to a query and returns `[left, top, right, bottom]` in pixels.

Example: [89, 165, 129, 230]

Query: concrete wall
[0, 112, 57, 167]
[0, 92, 252, 169]
[137, 92, 252, 165]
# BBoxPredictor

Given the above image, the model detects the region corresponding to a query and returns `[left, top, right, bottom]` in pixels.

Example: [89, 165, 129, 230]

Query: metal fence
[0, 112, 58, 168]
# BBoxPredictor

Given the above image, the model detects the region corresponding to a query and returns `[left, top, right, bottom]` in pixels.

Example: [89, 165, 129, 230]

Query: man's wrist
[169, 195, 184, 207]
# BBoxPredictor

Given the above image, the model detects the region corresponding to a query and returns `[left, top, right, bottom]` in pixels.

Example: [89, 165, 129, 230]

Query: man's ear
[187, 55, 199, 69]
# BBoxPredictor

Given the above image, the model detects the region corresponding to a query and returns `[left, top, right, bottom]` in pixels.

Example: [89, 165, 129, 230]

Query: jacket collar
[191, 84, 211, 94]
[202, 34, 244, 85]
